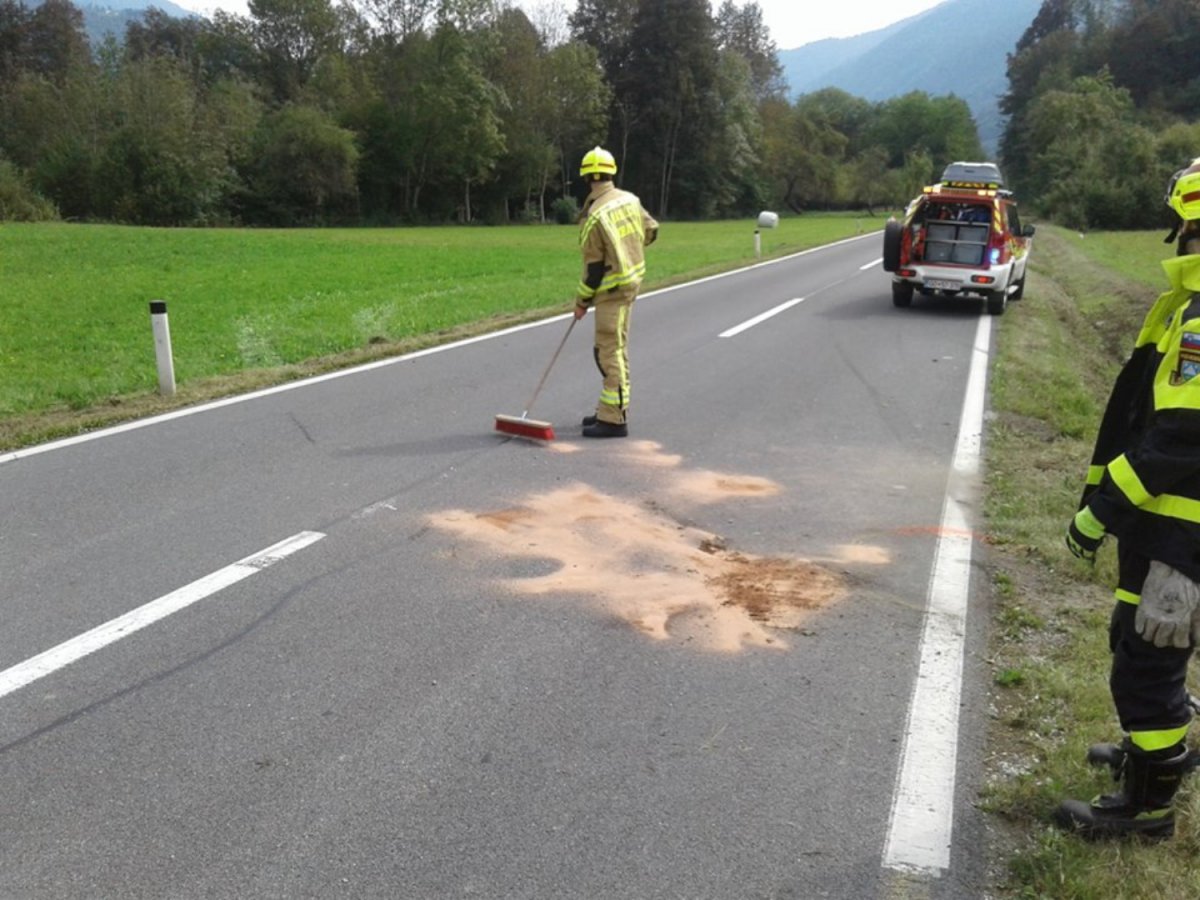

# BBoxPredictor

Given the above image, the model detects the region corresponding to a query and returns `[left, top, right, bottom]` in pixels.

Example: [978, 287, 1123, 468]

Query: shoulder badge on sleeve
[1176, 332, 1200, 383]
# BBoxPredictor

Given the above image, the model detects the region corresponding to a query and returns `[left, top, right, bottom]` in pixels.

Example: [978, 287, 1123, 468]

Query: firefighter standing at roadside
[573, 146, 658, 438]
[1057, 157, 1200, 839]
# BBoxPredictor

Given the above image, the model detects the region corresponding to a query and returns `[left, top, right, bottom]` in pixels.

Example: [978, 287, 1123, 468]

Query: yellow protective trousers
[591, 289, 635, 424]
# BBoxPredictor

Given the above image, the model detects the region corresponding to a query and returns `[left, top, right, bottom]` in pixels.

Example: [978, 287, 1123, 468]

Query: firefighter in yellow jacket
[573, 146, 658, 438]
[1057, 158, 1200, 839]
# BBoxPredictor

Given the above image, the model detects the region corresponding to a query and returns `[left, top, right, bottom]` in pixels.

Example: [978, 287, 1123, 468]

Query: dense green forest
[1002, 0, 1200, 229]
[0, 0, 1197, 229]
[0, 0, 983, 225]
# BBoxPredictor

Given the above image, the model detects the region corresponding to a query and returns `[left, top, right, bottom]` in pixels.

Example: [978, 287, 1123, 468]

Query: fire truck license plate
[924, 278, 961, 291]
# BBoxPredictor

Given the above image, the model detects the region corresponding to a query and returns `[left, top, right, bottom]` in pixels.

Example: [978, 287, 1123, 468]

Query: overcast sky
[177, 0, 951, 51]
[530, 0, 952, 50]
[748, 0, 950, 48]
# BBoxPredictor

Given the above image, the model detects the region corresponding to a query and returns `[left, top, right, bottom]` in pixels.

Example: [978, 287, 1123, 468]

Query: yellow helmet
[580, 146, 617, 178]
[1166, 157, 1200, 221]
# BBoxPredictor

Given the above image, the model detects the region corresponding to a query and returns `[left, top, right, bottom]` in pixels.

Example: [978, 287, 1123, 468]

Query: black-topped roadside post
[149, 300, 176, 396]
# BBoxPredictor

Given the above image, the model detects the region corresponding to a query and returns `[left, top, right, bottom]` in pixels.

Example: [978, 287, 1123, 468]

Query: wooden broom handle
[523, 316, 576, 416]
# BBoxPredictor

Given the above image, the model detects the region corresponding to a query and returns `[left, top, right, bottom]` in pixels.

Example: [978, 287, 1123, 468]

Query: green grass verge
[0, 213, 879, 449]
[983, 225, 1200, 898]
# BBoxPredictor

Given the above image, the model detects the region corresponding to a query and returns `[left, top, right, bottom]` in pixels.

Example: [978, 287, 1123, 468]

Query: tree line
[0, 0, 986, 226]
[1000, 0, 1200, 230]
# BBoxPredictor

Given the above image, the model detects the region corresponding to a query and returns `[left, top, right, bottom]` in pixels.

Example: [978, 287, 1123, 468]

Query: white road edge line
[0, 232, 878, 467]
[0, 530, 325, 700]
[719, 297, 805, 338]
[882, 314, 991, 875]
[860, 257, 883, 270]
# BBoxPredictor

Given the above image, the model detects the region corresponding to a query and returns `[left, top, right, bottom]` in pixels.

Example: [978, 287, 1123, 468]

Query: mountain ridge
[778, 0, 1043, 155]
[25, 0, 197, 46]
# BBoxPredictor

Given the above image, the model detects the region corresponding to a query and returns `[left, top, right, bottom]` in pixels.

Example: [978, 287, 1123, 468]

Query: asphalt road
[1, 234, 1000, 899]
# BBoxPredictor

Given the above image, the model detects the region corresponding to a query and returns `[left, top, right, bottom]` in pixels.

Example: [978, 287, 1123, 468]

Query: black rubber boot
[582, 420, 627, 438]
[1087, 741, 1200, 775]
[1086, 742, 1127, 774]
[581, 415, 597, 427]
[1056, 740, 1190, 839]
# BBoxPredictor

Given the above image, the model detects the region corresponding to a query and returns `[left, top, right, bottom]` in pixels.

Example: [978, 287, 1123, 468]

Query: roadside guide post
[150, 300, 176, 396]
[756, 211, 779, 258]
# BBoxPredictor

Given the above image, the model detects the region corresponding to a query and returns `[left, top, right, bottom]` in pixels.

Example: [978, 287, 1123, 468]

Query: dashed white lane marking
[860, 256, 883, 270]
[0, 531, 325, 700]
[719, 298, 806, 338]
[882, 314, 991, 875]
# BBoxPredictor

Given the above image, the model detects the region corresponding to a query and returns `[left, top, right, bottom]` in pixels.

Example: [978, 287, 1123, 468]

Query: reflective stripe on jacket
[1082, 254, 1200, 579]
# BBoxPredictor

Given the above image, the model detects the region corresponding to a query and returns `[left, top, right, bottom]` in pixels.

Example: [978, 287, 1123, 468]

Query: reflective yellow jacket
[1082, 253, 1200, 578]
[576, 181, 658, 303]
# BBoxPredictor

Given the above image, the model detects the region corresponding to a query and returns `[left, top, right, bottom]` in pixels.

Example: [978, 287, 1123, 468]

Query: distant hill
[25, 0, 197, 47]
[778, 0, 1043, 155]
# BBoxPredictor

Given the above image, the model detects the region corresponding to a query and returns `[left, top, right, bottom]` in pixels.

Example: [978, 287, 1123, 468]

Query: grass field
[0, 214, 879, 447]
[1066, 229, 1179, 285]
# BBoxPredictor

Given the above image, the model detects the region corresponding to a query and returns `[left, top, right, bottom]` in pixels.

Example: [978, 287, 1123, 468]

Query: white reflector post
[150, 300, 176, 396]
[755, 212, 777, 259]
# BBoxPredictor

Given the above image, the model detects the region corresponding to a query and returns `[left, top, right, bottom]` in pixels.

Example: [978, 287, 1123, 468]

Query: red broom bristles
[494, 414, 556, 441]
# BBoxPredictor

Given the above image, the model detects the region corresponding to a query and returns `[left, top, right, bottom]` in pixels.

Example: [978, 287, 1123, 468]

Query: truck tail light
[989, 224, 1008, 266]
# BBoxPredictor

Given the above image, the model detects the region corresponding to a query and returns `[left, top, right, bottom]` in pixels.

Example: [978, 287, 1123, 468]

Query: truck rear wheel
[986, 290, 1007, 316]
[882, 219, 904, 272]
[892, 281, 914, 308]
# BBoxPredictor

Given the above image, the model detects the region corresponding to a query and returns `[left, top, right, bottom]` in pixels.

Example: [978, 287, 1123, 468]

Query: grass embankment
[0, 214, 875, 450]
[984, 226, 1200, 898]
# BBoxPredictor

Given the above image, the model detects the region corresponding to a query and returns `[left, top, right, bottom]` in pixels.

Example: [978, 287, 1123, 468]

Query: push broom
[494, 317, 577, 441]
